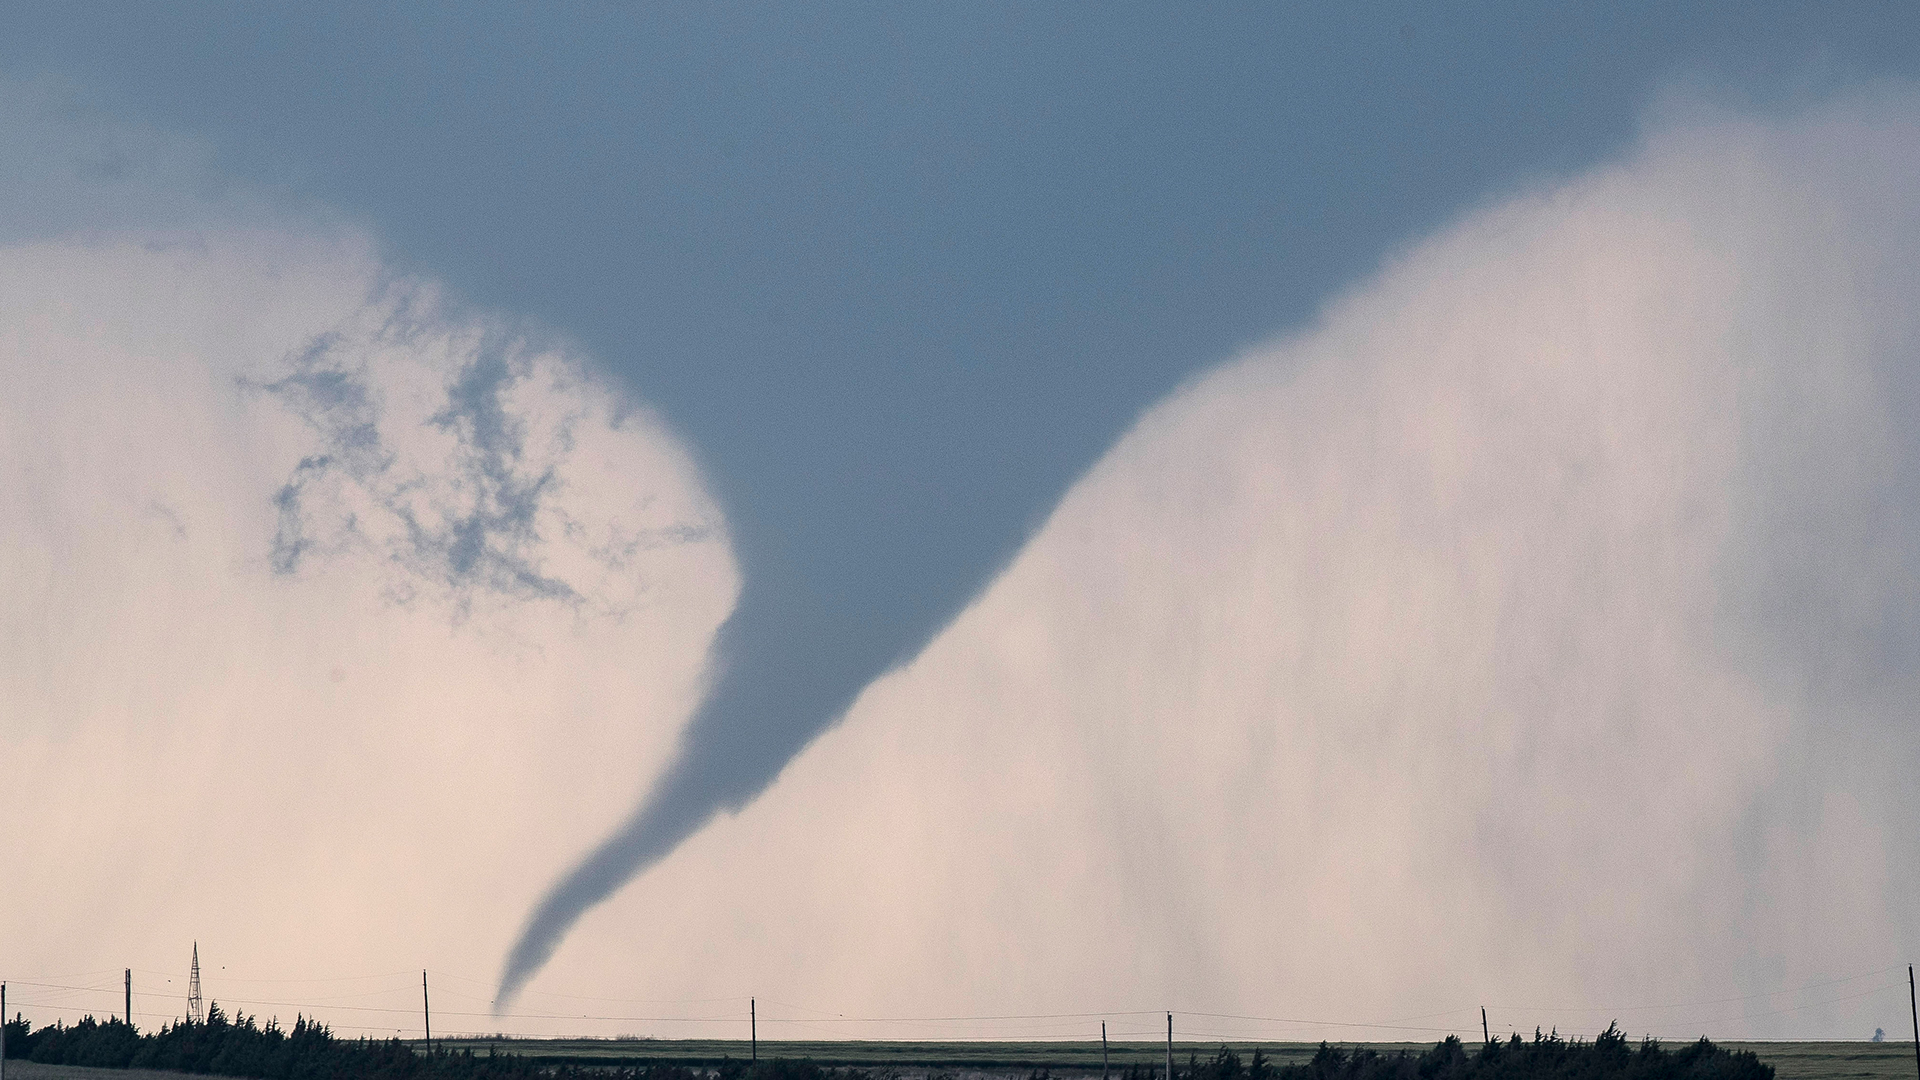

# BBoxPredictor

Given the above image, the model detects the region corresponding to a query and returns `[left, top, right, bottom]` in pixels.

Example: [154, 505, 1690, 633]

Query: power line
[7, 963, 1909, 1043]
[1182, 1011, 1472, 1035]
[427, 970, 751, 1006]
[758, 1009, 1165, 1024]
[134, 969, 420, 984]
[1486, 965, 1904, 1015]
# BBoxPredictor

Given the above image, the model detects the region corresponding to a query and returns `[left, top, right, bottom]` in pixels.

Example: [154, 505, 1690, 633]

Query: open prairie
[2, 1064, 218, 1080]
[417, 1039, 1920, 1080]
[1736, 1044, 1919, 1080]
[6, 1039, 1914, 1080]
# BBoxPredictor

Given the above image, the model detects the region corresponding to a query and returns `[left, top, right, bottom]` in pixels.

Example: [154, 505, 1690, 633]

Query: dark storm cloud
[4, 4, 1916, 1007]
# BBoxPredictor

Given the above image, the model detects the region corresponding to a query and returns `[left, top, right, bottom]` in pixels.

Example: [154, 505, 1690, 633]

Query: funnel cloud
[501, 87, 1920, 1010]
[555, 88, 1920, 1040]
[2, 7, 1919, 1038]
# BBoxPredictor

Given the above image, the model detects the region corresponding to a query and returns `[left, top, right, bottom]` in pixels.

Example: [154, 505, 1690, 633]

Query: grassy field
[427, 1038, 1920, 1079]
[2, 1063, 209, 1080]
[433, 1038, 1400, 1071]
[8, 1039, 1916, 1080]
[1734, 1043, 1919, 1080]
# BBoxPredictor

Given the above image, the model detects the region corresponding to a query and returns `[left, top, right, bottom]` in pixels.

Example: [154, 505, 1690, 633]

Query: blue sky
[7, 2, 1920, 1010]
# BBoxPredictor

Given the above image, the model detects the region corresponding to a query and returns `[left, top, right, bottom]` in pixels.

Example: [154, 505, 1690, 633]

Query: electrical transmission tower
[188, 942, 204, 1024]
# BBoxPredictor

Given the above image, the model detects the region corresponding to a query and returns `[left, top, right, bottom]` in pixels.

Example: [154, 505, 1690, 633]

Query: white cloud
[0, 226, 736, 1036]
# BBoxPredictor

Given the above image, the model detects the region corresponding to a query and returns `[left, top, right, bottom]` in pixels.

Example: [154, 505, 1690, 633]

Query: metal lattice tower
[187, 942, 204, 1024]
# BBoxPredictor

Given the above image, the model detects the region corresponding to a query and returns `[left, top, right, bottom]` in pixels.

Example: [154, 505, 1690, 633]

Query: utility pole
[1166, 1012, 1174, 1080]
[422, 971, 431, 1055]
[751, 999, 757, 1063]
[3, 980, 9, 1080]
[126, 970, 132, 1031]
[1481, 1007, 1489, 1045]
[1103, 1021, 1109, 1080]
[1908, 965, 1918, 1080]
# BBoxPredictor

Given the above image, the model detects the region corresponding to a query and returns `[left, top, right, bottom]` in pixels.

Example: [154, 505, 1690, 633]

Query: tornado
[496, 561, 960, 1004]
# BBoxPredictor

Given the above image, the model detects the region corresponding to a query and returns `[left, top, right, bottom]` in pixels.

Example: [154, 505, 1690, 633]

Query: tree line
[1167, 1029, 1773, 1080]
[2, 1007, 1771, 1080]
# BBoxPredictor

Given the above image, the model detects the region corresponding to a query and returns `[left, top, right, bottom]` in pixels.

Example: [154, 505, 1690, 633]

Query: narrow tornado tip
[495, 866, 594, 1012]
[494, 776, 726, 1011]
[493, 927, 551, 1014]
[495, 594, 851, 1009]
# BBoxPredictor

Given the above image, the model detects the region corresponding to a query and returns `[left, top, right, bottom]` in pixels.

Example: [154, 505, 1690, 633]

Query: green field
[1735, 1044, 1919, 1080]
[427, 1038, 1920, 1079]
